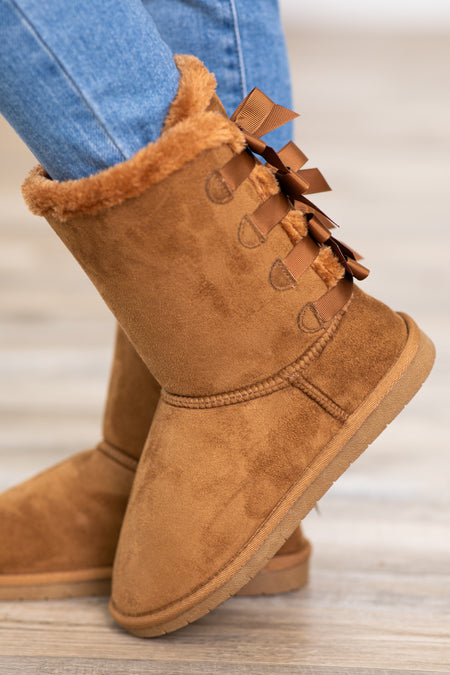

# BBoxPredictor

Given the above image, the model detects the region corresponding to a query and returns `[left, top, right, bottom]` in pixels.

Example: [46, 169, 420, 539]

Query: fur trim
[163, 55, 218, 130]
[311, 246, 345, 288]
[280, 210, 308, 245]
[22, 56, 245, 221]
[248, 163, 279, 201]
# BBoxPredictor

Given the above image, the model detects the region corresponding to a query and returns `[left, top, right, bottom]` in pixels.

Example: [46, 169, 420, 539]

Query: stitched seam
[238, 215, 264, 248]
[9, 0, 127, 163]
[290, 376, 349, 422]
[270, 259, 297, 290]
[205, 170, 233, 204]
[97, 441, 138, 472]
[298, 302, 325, 333]
[161, 307, 346, 409]
[227, 0, 247, 99]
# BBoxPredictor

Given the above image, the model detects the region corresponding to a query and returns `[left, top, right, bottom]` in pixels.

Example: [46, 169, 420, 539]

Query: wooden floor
[0, 31, 449, 674]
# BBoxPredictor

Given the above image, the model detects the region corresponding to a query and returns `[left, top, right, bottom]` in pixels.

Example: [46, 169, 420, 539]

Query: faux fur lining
[22, 55, 245, 221]
[248, 164, 279, 201]
[163, 55, 218, 130]
[311, 246, 345, 288]
[280, 210, 308, 244]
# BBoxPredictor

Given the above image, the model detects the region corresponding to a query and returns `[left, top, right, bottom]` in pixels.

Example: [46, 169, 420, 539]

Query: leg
[0, 0, 179, 180]
[145, 0, 293, 148]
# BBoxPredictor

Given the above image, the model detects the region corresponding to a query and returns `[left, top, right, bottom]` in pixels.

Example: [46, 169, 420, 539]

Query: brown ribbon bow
[231, 88, 369, 281]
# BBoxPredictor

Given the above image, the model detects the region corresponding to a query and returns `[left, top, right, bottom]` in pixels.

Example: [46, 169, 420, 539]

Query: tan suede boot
[22, 56, 434, 635]
[0, 326, 156, 600]
[0, 325, 309, 600]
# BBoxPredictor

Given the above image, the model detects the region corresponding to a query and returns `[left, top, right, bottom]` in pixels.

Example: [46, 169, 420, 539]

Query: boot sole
[0, 569, 112, 600]
[237, 538, 311, 596]
[110, 313, 435, 636]
[0, 539, 311, 601]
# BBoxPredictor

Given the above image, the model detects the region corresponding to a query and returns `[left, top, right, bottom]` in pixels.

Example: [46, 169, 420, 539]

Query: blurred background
[281, 0, 450, 29]
[0, 2, 449, 669]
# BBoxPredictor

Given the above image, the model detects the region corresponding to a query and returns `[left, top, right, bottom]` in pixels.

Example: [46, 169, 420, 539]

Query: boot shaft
[102, 326, 161, 461]
[23, 57, 344, 397]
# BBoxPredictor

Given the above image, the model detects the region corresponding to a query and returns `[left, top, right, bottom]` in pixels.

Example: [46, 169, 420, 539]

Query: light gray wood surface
[0, 31, 449, 674]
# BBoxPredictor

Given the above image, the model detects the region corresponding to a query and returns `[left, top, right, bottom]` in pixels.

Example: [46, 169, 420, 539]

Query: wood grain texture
[0, 31, 449, 674]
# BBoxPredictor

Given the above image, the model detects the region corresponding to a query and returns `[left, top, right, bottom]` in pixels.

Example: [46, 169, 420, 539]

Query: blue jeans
[0, 0, 292, 181]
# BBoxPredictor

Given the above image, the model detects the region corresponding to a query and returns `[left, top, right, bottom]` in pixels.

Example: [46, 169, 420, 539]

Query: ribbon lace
[231, 88, 369, 283]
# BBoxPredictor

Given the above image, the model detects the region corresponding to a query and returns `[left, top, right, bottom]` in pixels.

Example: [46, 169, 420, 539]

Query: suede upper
[20, 56, 418, 631]
[0, 327, 160, 576]
[102, 326, 160, 461]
